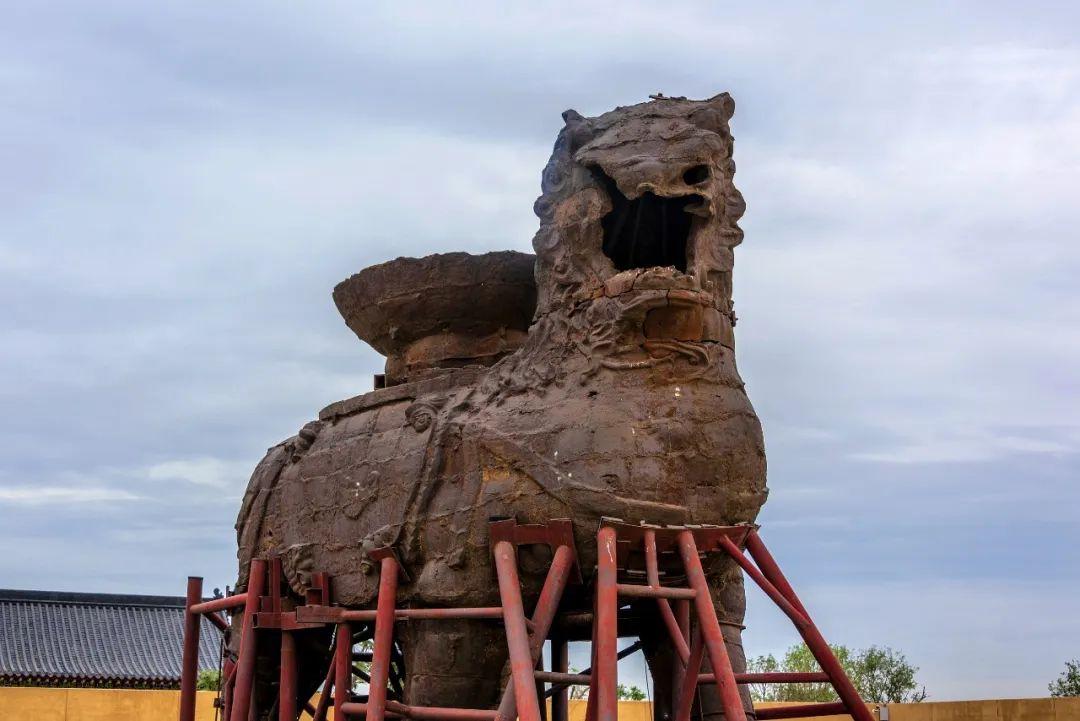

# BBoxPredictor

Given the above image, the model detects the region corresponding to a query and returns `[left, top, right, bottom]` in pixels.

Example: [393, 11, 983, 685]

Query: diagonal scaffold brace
[594, 518, 876, 721]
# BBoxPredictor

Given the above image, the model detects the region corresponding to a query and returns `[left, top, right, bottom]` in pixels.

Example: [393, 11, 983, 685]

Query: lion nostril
[682, 164, 710, 185]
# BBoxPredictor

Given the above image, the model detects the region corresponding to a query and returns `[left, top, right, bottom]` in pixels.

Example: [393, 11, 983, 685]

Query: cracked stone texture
[233, 93, 767, 717]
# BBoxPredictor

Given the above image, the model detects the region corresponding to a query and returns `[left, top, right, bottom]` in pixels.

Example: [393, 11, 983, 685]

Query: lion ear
[690, 93, 735, 134]
[561, 109, 594, 152]
[707, 92, 736, 120]
[561, 109, 586, 125]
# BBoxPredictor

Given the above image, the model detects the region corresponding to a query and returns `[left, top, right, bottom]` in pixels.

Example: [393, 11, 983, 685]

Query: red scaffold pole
[279, 630, 298, 721]
[366, 554, 401, 721]
[594, 525, 619, 721]
[335, 622, 353, 720]
[493, 539, 543, 721]
[230, 559, 267, 721]
[550, 635, 570, 721]
[311, 647, 336, 721]
[178, 576, 203, 721]
[221, 658, 235, 721]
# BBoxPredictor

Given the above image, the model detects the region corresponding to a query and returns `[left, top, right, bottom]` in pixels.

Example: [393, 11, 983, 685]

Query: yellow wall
[564, 699, 651, 721]
[0, 687, 219, 721]
[754, 702, 870, 721]
[2, 688, 1079, 721]
[888, 697, 1080, 721]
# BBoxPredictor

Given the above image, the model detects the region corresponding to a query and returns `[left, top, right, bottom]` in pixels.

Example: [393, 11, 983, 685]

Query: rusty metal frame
[180, 518, 869, 721]
[178, 577, 203, 721]
[276, 518, 579, 721]
[598, 518, 874, 721]
[180, 556, 333, 721]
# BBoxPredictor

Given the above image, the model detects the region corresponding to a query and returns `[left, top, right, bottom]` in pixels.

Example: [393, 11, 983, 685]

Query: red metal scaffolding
[179, 518, 874, 721]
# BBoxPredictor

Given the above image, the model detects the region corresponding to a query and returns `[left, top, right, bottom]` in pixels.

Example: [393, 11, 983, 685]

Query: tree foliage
[856, 646, 926, 704]
[746, 643, 925, 704]
[196, 669, 221, 691]
[1049, 660, 1080, 697]
[566, 669, 646, 700]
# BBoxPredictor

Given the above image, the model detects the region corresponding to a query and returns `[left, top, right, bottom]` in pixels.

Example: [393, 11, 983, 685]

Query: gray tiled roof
[0, 588, 222, 687]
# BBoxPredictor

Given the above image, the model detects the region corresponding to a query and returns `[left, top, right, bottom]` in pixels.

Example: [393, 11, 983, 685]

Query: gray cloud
[2, 0, 1078, 699]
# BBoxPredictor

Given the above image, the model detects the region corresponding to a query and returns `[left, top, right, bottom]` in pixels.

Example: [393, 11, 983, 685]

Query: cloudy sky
[2, 0, 1078, 701]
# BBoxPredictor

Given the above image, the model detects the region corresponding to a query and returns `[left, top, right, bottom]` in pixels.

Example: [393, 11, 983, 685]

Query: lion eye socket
[682, 165, 710, 185]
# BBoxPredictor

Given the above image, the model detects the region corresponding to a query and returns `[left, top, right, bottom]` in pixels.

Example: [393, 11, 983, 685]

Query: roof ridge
[0, 588, 195, 608]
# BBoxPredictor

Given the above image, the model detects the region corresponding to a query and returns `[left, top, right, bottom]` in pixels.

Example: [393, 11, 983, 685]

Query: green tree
[746, 643, 925, 704]
[565, 670, 647, 701]
[196, 669, 221, 691]
[854, 646, 926, 703]
[1049, 660, 1080, 697]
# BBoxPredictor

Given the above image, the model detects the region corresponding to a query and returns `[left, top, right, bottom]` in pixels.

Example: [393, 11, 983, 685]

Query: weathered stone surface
[333, 251, 536, 386]
[234, 93, 767, 715]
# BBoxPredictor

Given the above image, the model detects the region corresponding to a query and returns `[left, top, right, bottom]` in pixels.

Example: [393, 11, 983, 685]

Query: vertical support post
[583, 595, 599, 721]
[279, 631, 297, 721]
[743, 532, 875, 721]
[335, 623, 352, 720]
[671, 598, 690, 718]
[222, 659, 235, 721]
[311, 650, 336, 721]
[673, 631, 705, 721]
[494, 539, 543, 721]
[230, 559, 268, 721]
[675, 599, 690, 643]
[495, 545, 575, 721]
[367, 555, 400, 721]
[551, 636, 569, 721]
[676, 531, 746, 721]
[594, 525, 619, 721]
[179, 576, 203, 721]
[536, 649, 547, 721]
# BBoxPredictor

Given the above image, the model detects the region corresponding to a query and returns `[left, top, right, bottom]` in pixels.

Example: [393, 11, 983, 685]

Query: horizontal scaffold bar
[190, 594, 247, 614]
[615, 583, 697, 600]
[297, 605, 508, 623]
[701, 672, 831, 684]
[534, 671, 590, 685]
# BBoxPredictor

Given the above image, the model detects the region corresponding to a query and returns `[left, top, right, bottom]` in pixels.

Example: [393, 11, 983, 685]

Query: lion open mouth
[592, 167, 705, 273]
